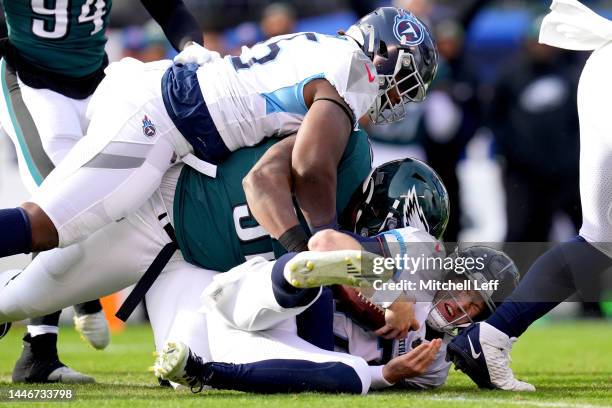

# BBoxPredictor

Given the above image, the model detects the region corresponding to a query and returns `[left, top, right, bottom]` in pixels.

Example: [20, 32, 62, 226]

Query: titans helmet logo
[393, 10, 425, 46]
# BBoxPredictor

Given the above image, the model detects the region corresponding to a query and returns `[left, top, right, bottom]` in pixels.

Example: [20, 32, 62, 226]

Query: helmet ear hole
[412, 172, 426, 183]
[378, 40, 388, 59]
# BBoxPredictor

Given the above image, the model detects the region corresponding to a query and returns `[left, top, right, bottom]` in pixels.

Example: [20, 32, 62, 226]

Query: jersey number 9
[31, 0, 107, 39]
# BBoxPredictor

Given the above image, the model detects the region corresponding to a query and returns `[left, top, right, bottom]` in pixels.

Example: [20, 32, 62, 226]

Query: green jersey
[4, 0, 111, 77]
[174, 129, 372, 272]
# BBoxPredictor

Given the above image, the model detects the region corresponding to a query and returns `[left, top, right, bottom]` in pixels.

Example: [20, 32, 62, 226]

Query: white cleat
[74, 311, 110, 350]
[448, 322, 535, 391]
[284, 250, 391, 289]
[479, 323, 535, 391]
[47, 366, 95, 384]
[153, 341, 210, 392]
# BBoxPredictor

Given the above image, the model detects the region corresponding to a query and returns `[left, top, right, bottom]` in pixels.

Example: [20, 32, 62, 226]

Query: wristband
[278, 225, 309, 252]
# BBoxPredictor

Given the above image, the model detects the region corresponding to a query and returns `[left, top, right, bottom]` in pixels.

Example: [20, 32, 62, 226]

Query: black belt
[115, 215, 178, 322]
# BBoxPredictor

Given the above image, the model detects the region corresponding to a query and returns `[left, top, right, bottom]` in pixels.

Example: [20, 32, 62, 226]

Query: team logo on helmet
[393, 10, 425, 46]
[401, 186, 430, 233]
[142, 115, 156, 138]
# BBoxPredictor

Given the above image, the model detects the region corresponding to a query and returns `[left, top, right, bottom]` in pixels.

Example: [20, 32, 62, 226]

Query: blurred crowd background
[0, 0, 610, 319]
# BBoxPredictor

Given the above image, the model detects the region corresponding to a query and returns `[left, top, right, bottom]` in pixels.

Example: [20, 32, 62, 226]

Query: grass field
[0, 321, 610, 407]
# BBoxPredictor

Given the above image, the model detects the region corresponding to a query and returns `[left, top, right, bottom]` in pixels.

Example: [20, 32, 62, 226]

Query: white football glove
[174, 42, 221, 66]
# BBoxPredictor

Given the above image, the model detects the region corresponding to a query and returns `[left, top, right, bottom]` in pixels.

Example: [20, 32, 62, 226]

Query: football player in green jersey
[0, 129, 372, 358]
[0, 0, 209, 384]
[0, 122, 452, 387]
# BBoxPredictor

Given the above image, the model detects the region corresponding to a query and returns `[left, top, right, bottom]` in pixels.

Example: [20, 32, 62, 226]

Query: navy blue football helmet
[427, 246, 520, 335]
[346, 7, 438, 124]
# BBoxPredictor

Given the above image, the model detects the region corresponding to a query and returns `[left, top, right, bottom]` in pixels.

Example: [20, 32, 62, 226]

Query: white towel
[539, 0, 612, 50]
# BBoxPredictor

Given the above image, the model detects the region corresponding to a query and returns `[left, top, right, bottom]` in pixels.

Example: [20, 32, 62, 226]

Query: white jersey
[196, 32, 378, 151]
[333, 302, 451, 389]
[333, 226, 450, 389]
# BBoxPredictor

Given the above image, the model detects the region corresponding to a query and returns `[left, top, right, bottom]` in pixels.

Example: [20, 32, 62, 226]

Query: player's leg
[0, 59, 188, 257]
[203, 249, 385, 332]
[448, 236, 610, 391]
[449, 39, 612, 392]
[0, 200, 170, 323]
[17, 83, 111, 350]
[156, 311, 370, 394]
[0, 60, 106, 380]
[0, 59, 56, 191]
[201, 254, 320, 332]
[145, 257, 216, 354]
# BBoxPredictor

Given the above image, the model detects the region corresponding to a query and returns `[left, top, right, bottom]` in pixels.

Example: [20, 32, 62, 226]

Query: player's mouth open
[444, 302, 454, 319]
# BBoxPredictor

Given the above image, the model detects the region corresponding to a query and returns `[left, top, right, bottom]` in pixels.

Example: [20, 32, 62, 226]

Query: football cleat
[46, 366, 95, 384]
[284, 250, 392, 289]
[153, 341, 211, 393]
[447, 322, 535, 391]
[74, 311, 110, 350]
[13, 333, 95, 384]
[0, 322, 11, 340]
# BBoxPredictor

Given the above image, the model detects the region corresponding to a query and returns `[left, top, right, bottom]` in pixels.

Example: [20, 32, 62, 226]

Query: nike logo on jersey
[365, 63, 376, 83]
[468, 335, 481, 359]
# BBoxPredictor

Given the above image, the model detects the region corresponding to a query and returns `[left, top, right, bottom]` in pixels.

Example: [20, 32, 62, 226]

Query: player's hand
[382, 339, 442, 384]
[374, 299, 419, 340]
[174, 42, 221, 66]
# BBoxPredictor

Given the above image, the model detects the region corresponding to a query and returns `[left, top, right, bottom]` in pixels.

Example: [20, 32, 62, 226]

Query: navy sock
[0, 208, 32, 257]
[296, 287, 335, 351]
[487, 236, 610, 338]
[205, 359, 362, 394]
[29, 310, 61, 327]
[271, 252, 320, 308]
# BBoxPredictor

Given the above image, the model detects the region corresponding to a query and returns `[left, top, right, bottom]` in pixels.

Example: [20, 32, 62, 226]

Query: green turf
[0, 322, 610, 407]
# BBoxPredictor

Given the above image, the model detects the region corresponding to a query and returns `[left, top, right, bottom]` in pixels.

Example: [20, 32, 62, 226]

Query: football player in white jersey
[0, 0, 208, 384]
[153, 229, 519, 394]
[0, 7, 438, 265]
[0, 151, 446, 391]
[447, 0, 612, 392]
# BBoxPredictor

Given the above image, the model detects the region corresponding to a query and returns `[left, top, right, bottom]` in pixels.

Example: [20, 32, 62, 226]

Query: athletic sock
[73, 300, 103, 316]
[204, 359, 363, 394]
[0, 208, 32, 257]
[487, 236, 610, 338]
[271, 252, 320, 308]
[296, 287, 334, 351]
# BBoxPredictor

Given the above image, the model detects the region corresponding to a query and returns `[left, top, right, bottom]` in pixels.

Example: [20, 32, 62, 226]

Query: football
[332, 284, 386, 331]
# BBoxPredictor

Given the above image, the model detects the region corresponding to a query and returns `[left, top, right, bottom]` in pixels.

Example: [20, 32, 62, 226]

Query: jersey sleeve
[321, 43, 379, 127]
[140, 0, 202, 51]
[371, 227, 446, 306]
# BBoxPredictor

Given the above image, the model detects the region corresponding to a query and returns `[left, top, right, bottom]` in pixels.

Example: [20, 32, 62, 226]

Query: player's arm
[140, 0, 202, 51]
[243, 136, 308, 251]
[295, 79, 354, 232]
[379, 339, 444, 388]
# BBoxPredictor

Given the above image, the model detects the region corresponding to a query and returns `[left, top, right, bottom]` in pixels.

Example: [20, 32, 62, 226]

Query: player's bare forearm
[295, 79, 353, 229]
[140, 0, 202, 51]
[243, 136, 299, 239]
